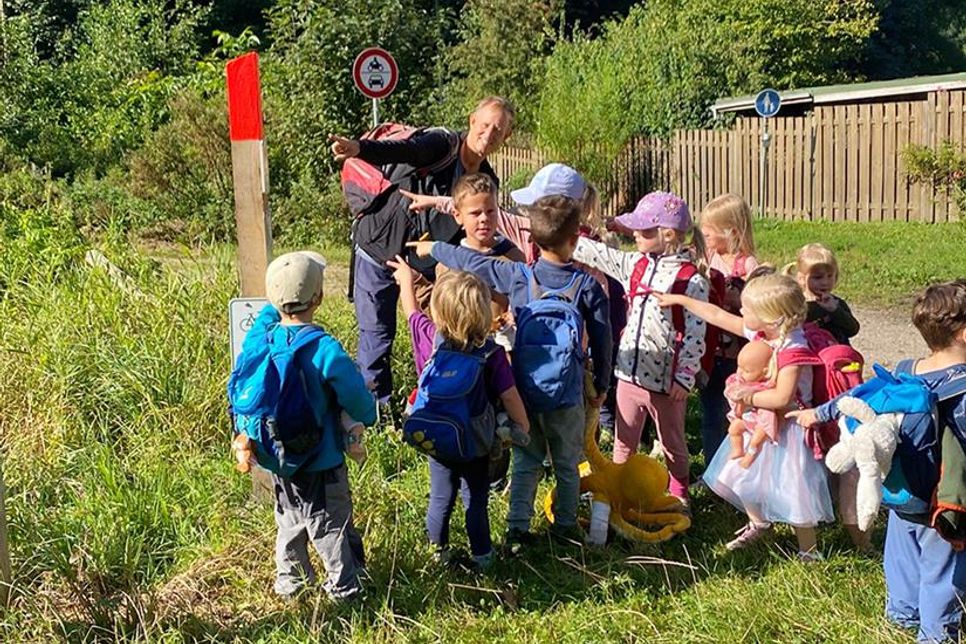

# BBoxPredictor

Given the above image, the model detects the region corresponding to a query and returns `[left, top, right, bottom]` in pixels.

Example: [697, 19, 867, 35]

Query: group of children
[233, 163, 966, 642]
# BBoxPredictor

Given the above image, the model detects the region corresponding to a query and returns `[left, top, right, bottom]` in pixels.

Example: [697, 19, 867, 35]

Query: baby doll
[724, 340, 779, 469]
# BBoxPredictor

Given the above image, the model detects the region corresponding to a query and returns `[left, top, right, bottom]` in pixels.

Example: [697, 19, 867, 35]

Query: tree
[427, 0, 560, 133]
[535, 0, 879, 183]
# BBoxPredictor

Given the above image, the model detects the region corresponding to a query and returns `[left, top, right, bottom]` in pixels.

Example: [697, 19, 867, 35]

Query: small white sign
[229, 298, 270, 367]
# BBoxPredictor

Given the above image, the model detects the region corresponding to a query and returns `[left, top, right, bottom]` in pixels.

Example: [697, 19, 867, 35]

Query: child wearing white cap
[242, 251, 376, 601]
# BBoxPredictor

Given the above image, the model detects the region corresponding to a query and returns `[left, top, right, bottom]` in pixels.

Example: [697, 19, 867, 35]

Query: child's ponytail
[689, 224, 710, 278]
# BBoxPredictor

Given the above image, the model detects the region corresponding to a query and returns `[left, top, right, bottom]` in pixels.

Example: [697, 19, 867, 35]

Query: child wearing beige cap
[235, 251, 376, 602]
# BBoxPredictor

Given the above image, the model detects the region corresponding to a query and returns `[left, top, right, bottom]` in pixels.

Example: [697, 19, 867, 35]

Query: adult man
[329, 96, 515, 408]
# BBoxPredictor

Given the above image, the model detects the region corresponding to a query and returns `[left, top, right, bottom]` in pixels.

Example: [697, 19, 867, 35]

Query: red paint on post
[226, 52, 264, 142]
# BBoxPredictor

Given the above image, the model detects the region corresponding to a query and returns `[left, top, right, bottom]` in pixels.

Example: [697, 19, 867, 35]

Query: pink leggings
[614, 379, 689, 498]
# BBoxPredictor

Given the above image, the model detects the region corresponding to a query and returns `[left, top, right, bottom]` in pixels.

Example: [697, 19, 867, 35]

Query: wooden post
[226, 52, 274, 501]
[0, 457, 10, 607]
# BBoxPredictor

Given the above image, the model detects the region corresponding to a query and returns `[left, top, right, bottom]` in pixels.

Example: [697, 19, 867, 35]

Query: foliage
[427, 0, 561, 133]
[262, 0, 450, 190]
[535, 0, 879, 184]
[902, 141, 966, 217]
[0, 0, 208, 176]
[858, 0, 966, 78]
[124, 91, 234, 242]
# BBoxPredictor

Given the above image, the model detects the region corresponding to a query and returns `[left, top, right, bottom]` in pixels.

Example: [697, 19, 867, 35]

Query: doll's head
[736, 340, 773, 383]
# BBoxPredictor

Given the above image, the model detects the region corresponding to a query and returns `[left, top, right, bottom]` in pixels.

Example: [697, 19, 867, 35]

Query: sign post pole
[372, 98, 379, 129]
[226, 51, 274, 501]
[754, 88, 781, 217]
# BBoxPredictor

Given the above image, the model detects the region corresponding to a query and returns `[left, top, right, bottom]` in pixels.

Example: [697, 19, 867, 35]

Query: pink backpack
[777, 323, 865, 459]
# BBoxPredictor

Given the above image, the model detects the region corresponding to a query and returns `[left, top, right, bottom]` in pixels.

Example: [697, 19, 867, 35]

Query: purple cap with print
[614, 191, 691, 231]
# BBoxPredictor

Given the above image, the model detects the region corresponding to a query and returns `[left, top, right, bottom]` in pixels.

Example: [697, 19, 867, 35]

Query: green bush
[536, 0, 879, 185]
[902, 141, 966, 218]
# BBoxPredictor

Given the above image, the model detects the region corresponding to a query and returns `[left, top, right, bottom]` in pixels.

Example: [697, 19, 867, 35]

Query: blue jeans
[426, 456, 492, 557]
[885, 510, 966, 642]
[353, 249, 398, 403]
[698, 357, 735, 466]
[507, 404, 585, 531]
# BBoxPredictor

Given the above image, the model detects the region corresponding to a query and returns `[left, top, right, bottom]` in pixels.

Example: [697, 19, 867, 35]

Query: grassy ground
[2, 218, 957, 641]
[752, 219, 966, 306]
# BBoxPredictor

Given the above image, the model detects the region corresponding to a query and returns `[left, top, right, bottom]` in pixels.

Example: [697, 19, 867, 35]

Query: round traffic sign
[755, 88, 782, 118]
[353, 47, 398, 100]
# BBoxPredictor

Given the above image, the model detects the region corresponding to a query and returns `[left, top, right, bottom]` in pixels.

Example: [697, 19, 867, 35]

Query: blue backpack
[873, 360, 966, 521]
[403, 342, 497, 464]
[228, 324, 327, 478]
[513, 266, 587, 411]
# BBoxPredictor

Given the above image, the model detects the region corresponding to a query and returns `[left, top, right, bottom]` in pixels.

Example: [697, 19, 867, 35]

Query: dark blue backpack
[403, 342, 497, 464]
[228, 324, 327, 478]
[513, 266, 587, 411]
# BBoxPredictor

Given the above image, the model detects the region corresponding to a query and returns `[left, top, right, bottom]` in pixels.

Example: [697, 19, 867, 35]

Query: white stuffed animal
[824, 397, 903, 531]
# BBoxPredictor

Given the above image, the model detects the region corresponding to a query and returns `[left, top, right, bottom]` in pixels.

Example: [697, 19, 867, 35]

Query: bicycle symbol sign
[229, 297, 269, 367]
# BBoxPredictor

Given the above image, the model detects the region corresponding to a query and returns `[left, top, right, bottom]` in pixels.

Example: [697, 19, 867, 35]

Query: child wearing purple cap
[572, 191, 710, 504]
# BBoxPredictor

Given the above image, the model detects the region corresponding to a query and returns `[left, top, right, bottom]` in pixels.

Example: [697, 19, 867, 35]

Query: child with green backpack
[228, 251, 376, 601]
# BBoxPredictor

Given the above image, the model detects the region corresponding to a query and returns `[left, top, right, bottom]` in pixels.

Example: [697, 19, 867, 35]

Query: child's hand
[786, 408, 819, 428]
[669, 382, 689, 402]
[400, 190, 451, 214]
[386, 255, 415, 287]
[816, 294, 839, 312]
[405, 240, 435, 258]
[653, 292, 685, 308]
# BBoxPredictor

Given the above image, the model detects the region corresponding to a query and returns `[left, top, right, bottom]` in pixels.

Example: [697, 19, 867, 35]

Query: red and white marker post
[353, 47, 399, 128]
[226, 51, 274, 499]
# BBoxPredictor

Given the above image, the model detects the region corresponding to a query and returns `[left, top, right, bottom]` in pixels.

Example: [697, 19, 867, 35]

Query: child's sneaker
[504, 528, 535, 556]
[549, 523, 586, 546]
[725, 521, 772, 550]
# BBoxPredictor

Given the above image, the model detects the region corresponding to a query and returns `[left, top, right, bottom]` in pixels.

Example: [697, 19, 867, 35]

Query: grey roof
[711, 72, 966, 116]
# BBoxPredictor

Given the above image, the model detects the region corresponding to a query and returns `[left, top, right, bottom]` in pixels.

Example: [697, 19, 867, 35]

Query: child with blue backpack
[228, 251, 376, 602]
[790, 279, 966, 642]
[387, 259, 529, 569]
[408, 195, 613, 549]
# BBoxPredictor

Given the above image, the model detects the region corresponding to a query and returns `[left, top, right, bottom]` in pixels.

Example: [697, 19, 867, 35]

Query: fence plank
[883, 101, 897, 221]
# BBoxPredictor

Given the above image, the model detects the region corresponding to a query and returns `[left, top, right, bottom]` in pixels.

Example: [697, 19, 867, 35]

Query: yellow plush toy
[545, 375, 691, 543]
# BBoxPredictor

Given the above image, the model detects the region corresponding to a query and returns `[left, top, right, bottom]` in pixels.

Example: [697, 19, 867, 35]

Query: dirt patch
[850, 305, 927, 372]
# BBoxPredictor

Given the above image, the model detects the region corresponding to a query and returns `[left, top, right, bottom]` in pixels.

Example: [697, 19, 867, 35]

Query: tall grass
[0, 210, 919, 641]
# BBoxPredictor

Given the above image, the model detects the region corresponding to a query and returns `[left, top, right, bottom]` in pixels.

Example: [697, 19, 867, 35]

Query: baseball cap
[510, 163, 587, 205]
[265, 251, 327, 313]
[614, 191, 691, 232]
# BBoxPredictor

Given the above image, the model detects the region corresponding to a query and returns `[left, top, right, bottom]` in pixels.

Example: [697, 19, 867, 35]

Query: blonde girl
[387, 260, 529, 570]
[785, 243, 860, 345]
[696, 194, 762, 470]
[658, 273, 834, 560]
[571, 191, 709, 504]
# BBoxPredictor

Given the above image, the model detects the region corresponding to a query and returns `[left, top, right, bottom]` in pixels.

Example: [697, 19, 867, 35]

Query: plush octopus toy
[544, 375, 692, 543]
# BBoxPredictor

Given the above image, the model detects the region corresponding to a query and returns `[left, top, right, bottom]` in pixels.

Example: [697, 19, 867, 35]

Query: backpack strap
[895, 358, 918, 377]
[288, 325, 327, 353]
[417, 127, 462, 177]
[626, 255, 651, 302]
[733, 254, 747, 278]
[669, 263, 698, 338]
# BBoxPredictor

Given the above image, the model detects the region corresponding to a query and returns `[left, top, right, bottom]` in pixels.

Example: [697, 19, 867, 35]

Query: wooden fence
[491, 88, 966, 223]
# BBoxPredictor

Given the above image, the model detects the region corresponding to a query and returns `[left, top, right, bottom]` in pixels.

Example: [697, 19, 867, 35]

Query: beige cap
[265, 251, 327, 313]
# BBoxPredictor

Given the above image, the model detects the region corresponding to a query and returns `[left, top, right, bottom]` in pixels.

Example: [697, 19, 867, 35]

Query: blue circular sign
[754, 89, 782, 118]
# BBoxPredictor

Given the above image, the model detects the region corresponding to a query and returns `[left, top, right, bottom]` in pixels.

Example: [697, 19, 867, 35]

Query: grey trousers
[507, 404, 585, 531]
[272, 464, 365, 600]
